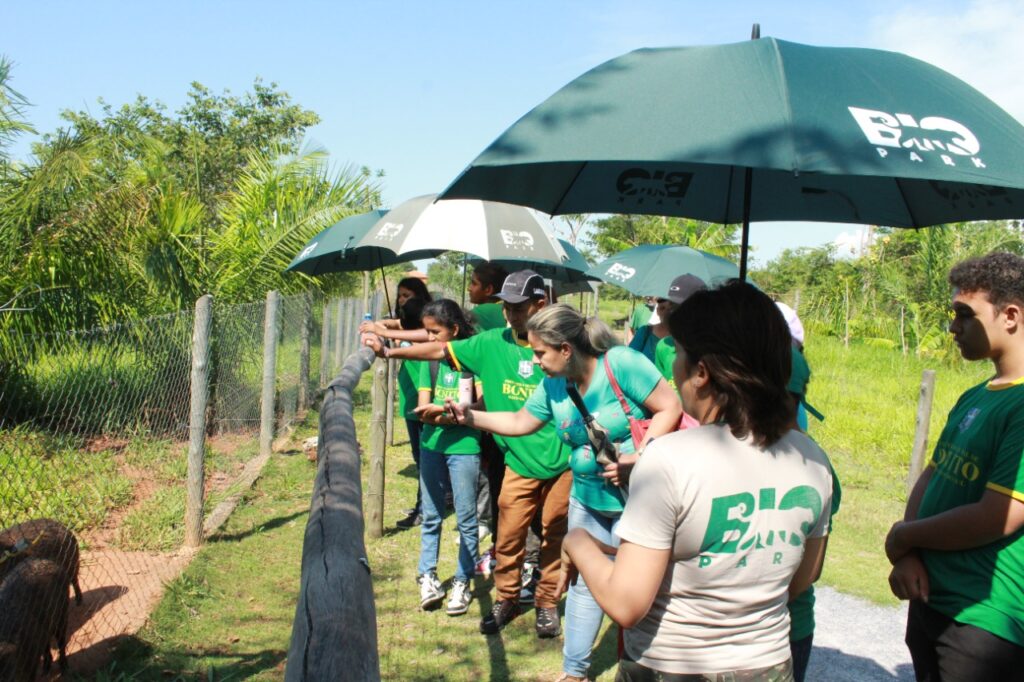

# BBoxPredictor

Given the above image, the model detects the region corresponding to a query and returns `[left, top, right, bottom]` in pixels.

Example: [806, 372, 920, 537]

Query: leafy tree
[590, 214, 740, 260]
[0, 56, 34, 168]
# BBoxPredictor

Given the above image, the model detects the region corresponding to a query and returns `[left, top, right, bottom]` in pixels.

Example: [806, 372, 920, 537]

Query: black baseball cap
[666, 274, 706, 304]
[494, 269, 547, 304]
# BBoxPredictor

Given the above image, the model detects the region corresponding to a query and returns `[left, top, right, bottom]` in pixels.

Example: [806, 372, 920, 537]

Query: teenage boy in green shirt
[367, 270, 571, 639]
[467, 261, 509, 331]
[886, 252, 1024, 679]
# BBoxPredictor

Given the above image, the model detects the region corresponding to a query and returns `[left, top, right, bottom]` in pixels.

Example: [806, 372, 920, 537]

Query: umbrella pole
[739, 167, 752, 281]
[379, 264, 393, 317]
[461, 254, 468, 307]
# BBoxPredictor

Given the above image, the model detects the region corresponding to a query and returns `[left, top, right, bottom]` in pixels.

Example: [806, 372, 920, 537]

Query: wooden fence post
[184, 294, 213, 548]
[907, 369, 937, 494]
[367, 358, 388, 538]
[334, 299, 345, 373]
[260, 290, 281, 458]
[319, 302, 330, 387]
[386, 358, 397, 446]
[298, 294, 311, 412]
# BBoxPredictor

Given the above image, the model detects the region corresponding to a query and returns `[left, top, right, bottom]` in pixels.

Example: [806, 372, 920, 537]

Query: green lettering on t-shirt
[700, 492, 754, 554]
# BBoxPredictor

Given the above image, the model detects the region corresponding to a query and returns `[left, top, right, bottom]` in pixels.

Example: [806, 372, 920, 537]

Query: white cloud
[868, 0, 1024, 121]
[832, 228, 877, 259]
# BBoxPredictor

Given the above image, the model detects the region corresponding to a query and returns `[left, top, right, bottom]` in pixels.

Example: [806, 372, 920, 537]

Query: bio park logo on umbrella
[298, 242, 318, 259]
[500, 230, 535, 251]
[848, 106, 985, 169]
[374, 222, 405, 241]
[605, 263, 637, 282]
[615, 167, 693, 208]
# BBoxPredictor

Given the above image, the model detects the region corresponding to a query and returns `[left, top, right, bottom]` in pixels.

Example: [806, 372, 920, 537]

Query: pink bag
[603, 355, 698, 448]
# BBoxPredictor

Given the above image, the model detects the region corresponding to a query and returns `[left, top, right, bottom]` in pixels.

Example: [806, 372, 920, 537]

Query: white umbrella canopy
[360, 194, 569, 264]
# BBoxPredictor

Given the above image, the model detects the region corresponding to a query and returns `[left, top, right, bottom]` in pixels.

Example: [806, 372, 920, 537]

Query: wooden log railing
[285, 346, 381, 682]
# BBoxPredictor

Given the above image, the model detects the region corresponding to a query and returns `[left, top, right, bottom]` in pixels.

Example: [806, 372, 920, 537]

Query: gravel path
[808, 587, 915, 681]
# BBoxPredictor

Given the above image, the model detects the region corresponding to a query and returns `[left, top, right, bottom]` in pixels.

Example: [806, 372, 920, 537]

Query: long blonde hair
[526, 304, 619, 360]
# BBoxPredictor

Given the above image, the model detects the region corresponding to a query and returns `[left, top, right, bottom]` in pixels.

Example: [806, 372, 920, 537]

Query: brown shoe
[480, 599, 521, 634]
[535, 606, 561, 638]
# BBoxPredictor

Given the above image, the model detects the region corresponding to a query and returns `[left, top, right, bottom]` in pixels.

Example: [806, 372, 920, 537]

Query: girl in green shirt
[413, 299, 482, 616]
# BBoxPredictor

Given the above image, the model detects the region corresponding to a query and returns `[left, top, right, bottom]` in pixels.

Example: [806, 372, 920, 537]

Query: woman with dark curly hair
[561, 280, 834, 681]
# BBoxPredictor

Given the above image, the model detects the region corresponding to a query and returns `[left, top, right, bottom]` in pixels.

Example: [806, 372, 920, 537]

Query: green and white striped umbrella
[360, 194, 569, 265]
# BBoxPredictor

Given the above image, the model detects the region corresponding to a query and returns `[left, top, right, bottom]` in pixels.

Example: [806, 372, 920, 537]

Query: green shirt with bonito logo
[447, 328, 569, 480]
[418, 361, 481, 455]
[919, 377, 1024, 646]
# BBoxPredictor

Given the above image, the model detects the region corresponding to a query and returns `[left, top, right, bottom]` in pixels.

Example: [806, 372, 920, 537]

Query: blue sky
[3, 0, 1021, 265]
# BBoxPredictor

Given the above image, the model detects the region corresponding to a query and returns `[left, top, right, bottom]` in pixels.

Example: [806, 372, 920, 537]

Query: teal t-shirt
[654, 336, 677, 388]
[470, 302, 506, 331]
[628, 325, 660, 362]
[524, 346, 661, 512]
[396, 342, 425, 420]
[919, 378, 1024, 646]
[788, 452, 842, 641]
[448, 328, 569, 480]
[418, 361, 481, 455]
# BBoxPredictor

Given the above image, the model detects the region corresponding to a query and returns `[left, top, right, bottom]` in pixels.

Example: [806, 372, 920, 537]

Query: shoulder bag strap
[603, 354, 634, 417]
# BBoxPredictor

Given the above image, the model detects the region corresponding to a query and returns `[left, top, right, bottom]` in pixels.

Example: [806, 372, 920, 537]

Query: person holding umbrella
[368, 270, 571, 638]
[886, 252, 1024, 680]
[559, 281, 833, 680]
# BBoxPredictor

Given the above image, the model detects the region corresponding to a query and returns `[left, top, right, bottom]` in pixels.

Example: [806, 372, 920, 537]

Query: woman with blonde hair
[436, 303, 681, 681]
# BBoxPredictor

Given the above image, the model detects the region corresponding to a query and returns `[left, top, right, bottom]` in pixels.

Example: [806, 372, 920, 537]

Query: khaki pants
[493, 467, 571, 609]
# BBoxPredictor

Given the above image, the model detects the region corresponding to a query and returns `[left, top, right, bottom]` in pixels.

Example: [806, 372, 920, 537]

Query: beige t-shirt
[616, 425, 833, 675]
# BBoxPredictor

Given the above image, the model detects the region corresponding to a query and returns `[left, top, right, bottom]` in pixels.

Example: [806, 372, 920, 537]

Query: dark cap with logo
[666, 274, 706, 304]
[494, 269, 547, 304]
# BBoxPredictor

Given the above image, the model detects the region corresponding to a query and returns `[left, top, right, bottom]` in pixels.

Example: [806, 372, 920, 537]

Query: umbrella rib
[550, 163, 589, 215]
[893, 177, 921, 228]
[769, 38, 799, 172]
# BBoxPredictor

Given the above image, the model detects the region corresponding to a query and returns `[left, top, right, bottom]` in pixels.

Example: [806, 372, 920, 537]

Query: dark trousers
[405, 419, 423, 513]
[906, 600, 1024, 682]
[478, 433, 504, 538]
[789, 635, 812, 682]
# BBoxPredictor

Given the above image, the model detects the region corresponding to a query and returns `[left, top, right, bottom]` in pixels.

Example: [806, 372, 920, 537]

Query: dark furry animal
[0, 518, 82, 605]
[0, 557, 69, 681]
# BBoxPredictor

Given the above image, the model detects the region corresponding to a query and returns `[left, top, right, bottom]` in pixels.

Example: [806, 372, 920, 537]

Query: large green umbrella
[440, 36, 1024, 278]
[586, 245, 739, 298]
[286, 209, 441, 275]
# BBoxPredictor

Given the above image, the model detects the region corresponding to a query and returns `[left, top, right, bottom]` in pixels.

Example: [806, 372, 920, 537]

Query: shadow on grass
[100, 636, 287, 681]
[209, 510, 308, 543]
[476, 589, 511, 682]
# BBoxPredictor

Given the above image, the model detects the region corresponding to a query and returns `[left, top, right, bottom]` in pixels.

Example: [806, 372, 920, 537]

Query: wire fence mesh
[0, 288, 374, 676]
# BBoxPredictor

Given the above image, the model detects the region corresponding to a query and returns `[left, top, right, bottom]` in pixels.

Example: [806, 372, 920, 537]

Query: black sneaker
[396, 510, 421, 528]
[535, 606, 561, 638]
[480, 599, 521, 634]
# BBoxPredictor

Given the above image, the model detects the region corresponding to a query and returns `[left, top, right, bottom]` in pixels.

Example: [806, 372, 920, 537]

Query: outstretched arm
[416, 400, 545, 436]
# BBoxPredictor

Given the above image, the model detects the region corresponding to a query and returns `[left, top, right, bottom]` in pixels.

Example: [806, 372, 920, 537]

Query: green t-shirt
[919, 378, 1024, 646]
[524, 346, 661, 512]
[448, 328, 569, 480]
[396, 343, 425, 420]
[629, 305, 652, 331]
[788, 452, 843, 641]
[470, 302, 506, 331]
[654, 336, 677, 388]
[418, 361, 481, 455]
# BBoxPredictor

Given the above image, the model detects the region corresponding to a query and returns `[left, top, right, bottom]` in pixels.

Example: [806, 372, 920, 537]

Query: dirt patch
[47, 547, 196, 677]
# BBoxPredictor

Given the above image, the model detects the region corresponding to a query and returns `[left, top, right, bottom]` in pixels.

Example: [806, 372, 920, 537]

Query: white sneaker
[446, 578, 472, 616]
[417, 571, 444, 610]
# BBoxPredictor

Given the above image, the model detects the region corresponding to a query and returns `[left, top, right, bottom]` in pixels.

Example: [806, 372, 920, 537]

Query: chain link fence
[0, 289, 376, 676]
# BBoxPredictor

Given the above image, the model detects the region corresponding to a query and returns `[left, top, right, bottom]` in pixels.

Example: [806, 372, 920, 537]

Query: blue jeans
[564, 496, 621, 678]
[418, 448, 481, 581]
